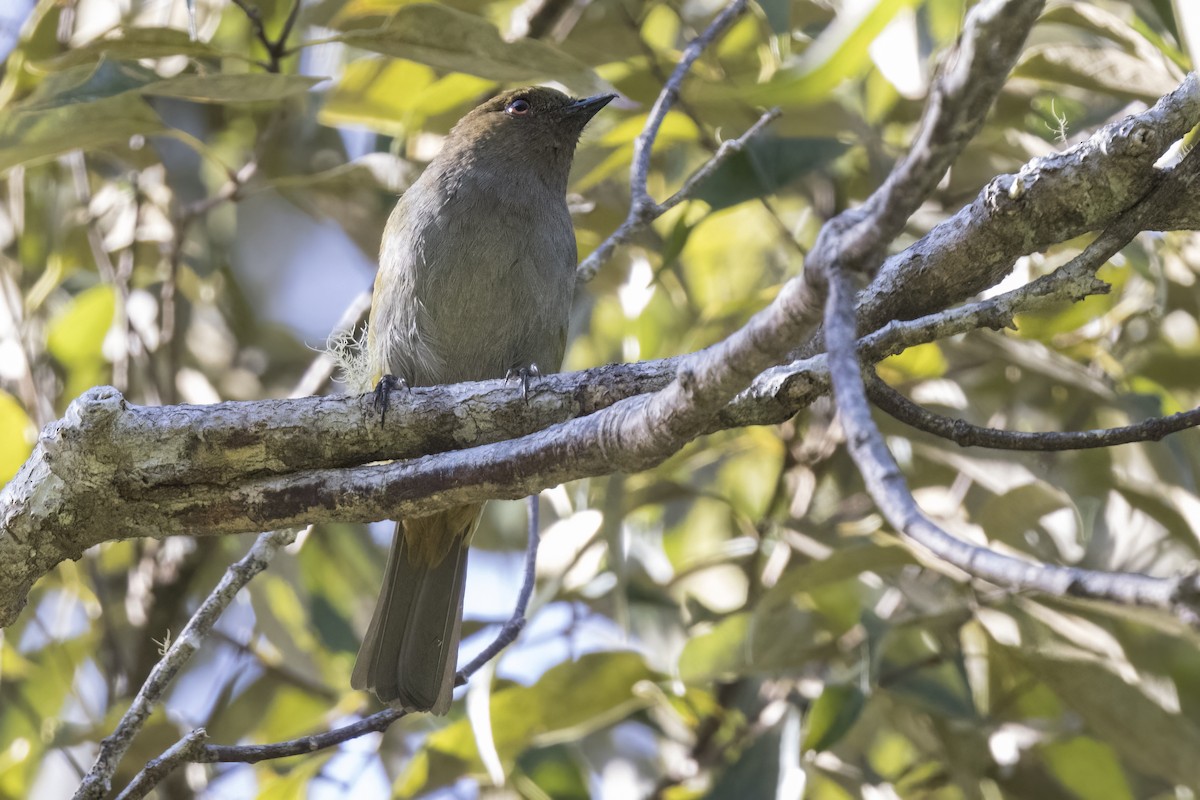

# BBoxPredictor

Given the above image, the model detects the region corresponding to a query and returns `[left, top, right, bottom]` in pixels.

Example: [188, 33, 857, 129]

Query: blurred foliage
[1, 0, 1200, 798]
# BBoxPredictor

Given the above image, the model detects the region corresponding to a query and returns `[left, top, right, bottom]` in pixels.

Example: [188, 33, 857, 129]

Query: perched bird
[352, 86, 614, 714]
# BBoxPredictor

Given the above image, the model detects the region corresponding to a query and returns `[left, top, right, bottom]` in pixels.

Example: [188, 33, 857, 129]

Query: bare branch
[803, 0, 1048, 291]
[869, 373, 1200, 451]
[189, 493, 546, 768]
[456, 495, 542, 679]
[847, 0, 1047, 269]
[576, 0, 766, 281]
[73, 529, 298, 800]
[113, 729, 209, 800]
[658, 108, 781, 216]
[198, 708, 403, 764]
[0, 248, 1130, 628]
[819, 1, 1200, 627]
[829, 259, 1200, 624]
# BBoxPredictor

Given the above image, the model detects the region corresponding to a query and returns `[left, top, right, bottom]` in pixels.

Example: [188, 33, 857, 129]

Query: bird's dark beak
[566, 93, 617, 122]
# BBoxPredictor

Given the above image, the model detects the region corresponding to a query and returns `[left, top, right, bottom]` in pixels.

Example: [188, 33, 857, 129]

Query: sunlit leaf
[0, 391, 35, 484]
[322, 59, 493, 133]
[32, 26, 242, 71]
[0, 59, 163, 171]
[46, 285, 115, 369]
[693, 137, 847, 212]
[1042, 736, 1134, 800]
[744, 0, 920, 105]
[879, 342, 947, 380]
[326, 4, 614, 96]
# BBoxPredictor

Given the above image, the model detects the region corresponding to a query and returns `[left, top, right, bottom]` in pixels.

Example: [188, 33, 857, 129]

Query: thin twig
[72, 530, 299, 800]
[230, 0, 301, 72]
[196, 494, 546, 765]
[660, 109, 782, 216]
[577, 0, 760, 281]
[198, 708, 404, 764]
[821, 4, 1200, 629]
[868, 373, 1200, 451]
[113, 728, 208, 800]
[623, 8, 807, 257]
[458, 494, 542, 678]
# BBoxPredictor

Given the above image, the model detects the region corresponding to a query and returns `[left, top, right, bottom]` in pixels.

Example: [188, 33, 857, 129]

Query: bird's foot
[505, 363, 541, 400]
[372, 374, 408, 426]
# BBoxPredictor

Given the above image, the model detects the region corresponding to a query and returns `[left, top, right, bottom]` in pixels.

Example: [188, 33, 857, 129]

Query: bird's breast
[380, 175, 577, 387]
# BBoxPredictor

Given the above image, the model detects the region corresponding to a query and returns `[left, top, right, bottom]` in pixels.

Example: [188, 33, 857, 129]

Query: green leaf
[1042, 736, 1134, 800]
[1015, 45, 1180, 102]
[681, 602, 838, 683]
[744, 0, 920, 105]
[13, 56, 156, 110]
[321, 59, 494, 133]
[693, 137, 848, 212]
[803, 684, 866, 752]
[256, 750, 334, 800]
[32, 27, 242, 71]
[1041, 2, 1187, 69]
[46, 285, 115, 369]
[0, 59, 163, 171]
[515, 745, 589, 800]
[679, 613, 752, 682]
[327, 4, 614, 96]
[997, 643, 1200, 787]
[757, 0, 792, 36]
[756, 540, 915, 625]
[140, 73, 323, 103]
[879, 342, 947, 380]
[973, 482, 1075, 562]
[399, 652, 654, 794]
[705, 718, 788, 799]
[0, 391, 34, 485]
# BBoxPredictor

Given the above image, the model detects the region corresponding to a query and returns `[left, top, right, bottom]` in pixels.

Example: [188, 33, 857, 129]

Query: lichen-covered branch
[4, 7, 1200, 644]
[819, 5, 1200, 624]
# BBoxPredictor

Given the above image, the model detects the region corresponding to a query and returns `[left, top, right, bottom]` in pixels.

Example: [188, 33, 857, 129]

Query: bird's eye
[505, 98, 532, 117]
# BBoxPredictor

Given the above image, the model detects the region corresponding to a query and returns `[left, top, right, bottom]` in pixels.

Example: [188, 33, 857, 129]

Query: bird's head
[439, 86, 615, 192]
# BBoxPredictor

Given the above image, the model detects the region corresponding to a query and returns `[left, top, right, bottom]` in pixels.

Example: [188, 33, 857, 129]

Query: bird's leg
[372, 373, 408, 426]
[505, 363, 541, 401]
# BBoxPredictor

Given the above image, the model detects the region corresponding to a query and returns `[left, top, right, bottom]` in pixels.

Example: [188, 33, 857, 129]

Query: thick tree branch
[851, 71, 1200, 341]
[821, 37, 1200, 625]
[830, 0, 1049, 274]
[5, 8, 1200, 639]
[0, 213, 1110, 629]
[113, 729, 209, 800]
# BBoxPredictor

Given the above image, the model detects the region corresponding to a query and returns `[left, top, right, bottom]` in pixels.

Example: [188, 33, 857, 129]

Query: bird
[351, 86, 614, 714]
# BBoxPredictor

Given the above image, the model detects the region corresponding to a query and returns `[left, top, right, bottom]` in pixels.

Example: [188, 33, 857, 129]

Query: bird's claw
[372, 374, 407, 426]
[505, 364, 541, 400]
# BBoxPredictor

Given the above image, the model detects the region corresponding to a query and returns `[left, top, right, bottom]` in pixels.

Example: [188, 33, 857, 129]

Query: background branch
[820, 8, 1200, 625]
[73, 529, 299, 800]
[576, 0, 756, 281]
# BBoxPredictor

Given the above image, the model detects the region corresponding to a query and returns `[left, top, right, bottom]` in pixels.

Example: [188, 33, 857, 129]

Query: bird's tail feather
[351, 504, 481, 714]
